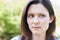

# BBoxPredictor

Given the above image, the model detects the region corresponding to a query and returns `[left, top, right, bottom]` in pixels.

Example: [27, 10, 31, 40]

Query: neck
[32, 32, 46, 40]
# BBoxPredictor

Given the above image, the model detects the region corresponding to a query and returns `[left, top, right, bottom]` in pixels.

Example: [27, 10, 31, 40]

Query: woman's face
[27, 4, 53, 35]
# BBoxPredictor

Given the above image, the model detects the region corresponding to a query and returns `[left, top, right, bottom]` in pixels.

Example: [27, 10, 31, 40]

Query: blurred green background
[0, 0, 26, 40]
[0, 0, 60, 40]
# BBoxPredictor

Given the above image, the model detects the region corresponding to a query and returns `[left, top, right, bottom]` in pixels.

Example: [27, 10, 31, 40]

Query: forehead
[28, 3, 49, 14]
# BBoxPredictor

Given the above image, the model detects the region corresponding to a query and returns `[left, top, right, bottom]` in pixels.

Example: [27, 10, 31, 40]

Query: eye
[27, 14, 34, 18]
[39, 14, 45, 18]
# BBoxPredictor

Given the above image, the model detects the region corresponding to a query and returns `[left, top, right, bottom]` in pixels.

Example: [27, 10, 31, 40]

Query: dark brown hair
[21, 0, 56, 40]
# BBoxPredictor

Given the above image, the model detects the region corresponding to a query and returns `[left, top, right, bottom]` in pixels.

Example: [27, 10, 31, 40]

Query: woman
[11, 0, 59, 40]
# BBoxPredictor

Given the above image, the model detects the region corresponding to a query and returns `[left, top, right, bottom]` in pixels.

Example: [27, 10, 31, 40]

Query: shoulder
[54, 36, 60, 40]
[56, 38, 60, 40]
[11, 35, 22, 40]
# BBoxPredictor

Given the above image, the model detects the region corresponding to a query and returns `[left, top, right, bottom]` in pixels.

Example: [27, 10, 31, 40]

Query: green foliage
[0, 0, 22, 40]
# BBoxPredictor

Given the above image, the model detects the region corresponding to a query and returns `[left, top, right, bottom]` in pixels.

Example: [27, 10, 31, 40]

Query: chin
[32, 31, 41, 35]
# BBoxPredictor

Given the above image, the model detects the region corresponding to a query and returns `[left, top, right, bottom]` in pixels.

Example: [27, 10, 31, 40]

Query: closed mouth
[32, 27, 41, 28]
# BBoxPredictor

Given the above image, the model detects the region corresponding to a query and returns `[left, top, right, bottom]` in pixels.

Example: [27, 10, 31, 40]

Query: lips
[32, 27, 41, 28]
[32, 27, 41, 30]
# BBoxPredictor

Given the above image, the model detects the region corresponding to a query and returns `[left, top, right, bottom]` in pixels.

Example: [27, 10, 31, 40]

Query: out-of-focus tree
[0, 0, 26, 40]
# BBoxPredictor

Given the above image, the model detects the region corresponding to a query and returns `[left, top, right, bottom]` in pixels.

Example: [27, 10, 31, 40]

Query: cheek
[27, 18, 32, 28]
[40, 18, 50, 31]
[42, 17, 50, 23]
[40, 18, 50, 24]
[27, 18, 32, 25]
[27, 18, 33, 32]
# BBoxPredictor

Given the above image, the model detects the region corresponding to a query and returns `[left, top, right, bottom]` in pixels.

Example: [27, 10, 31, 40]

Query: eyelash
[39, 15, 45, 17]
[27, 14, 34, 18]
[27, 14, 45, 18]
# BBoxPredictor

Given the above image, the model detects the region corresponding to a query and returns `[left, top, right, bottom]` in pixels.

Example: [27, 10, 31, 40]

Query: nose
[33, 17, 39, 25]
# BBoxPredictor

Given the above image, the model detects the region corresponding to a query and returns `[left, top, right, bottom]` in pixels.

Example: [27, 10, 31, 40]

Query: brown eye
[39, 14, 45, 18]
[27, 14, 34, 18]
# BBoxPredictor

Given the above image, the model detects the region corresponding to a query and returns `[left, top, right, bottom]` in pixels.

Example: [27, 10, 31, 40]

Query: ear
[49, 16, 54, 23]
